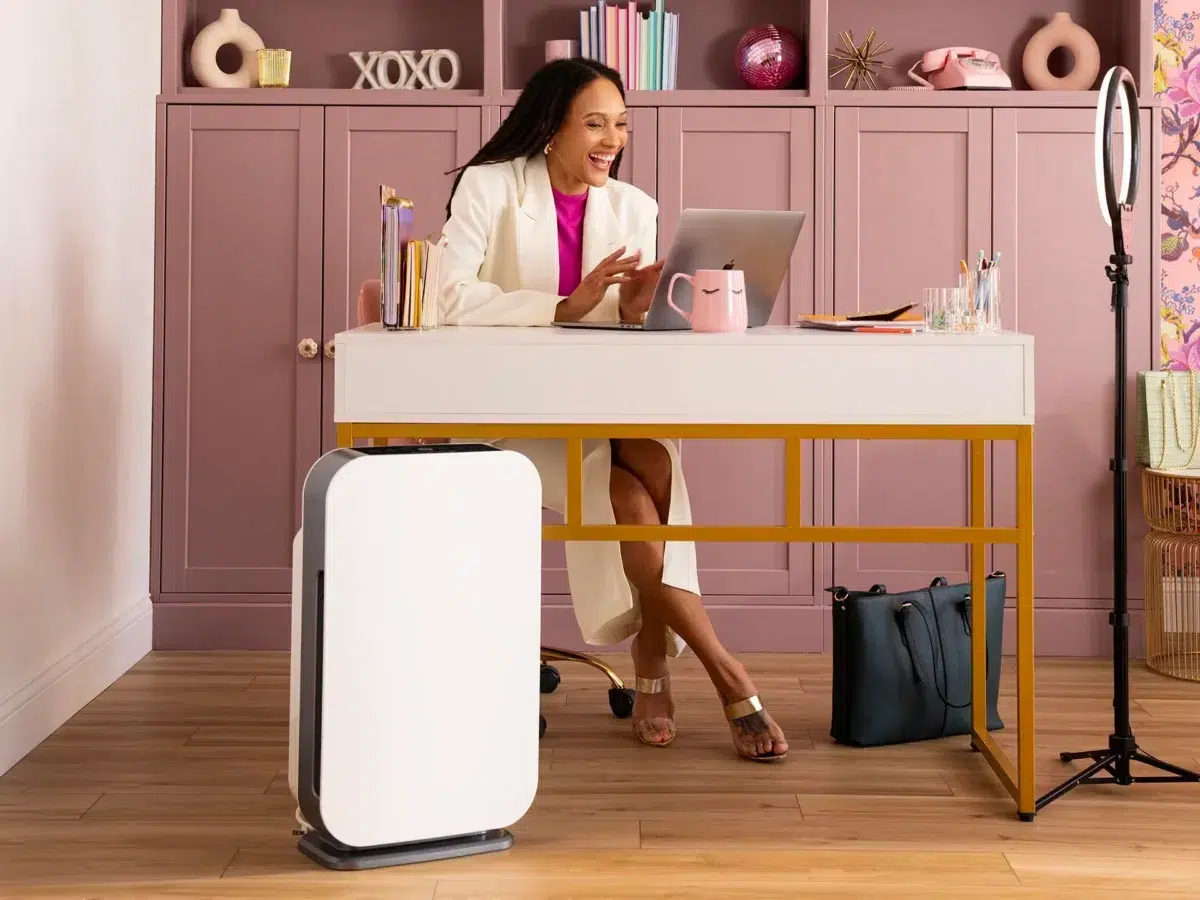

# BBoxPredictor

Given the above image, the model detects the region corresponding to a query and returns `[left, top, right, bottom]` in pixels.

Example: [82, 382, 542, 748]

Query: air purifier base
[297, 828, 514, 871]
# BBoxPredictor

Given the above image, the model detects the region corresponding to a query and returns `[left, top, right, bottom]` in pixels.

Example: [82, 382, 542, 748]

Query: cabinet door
[658, 107, 817, 600]
[991, 108, 1153, 606]
[321, 106, 483, 451]
[161, 106, 325, 594]
[832, 107, 992, 590]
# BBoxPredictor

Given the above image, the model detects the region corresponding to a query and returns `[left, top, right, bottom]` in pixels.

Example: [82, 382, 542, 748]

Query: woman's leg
[610, 440, 788, 760]
[608, 463, 675, 746]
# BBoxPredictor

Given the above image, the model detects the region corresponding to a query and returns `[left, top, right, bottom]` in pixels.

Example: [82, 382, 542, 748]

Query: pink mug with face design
[666, 268, 748, 333]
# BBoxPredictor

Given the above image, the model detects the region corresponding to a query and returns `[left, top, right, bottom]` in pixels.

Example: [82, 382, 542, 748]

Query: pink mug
[666, 268, 748, 333]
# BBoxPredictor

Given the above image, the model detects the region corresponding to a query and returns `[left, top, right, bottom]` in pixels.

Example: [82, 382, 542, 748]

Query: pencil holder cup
[976, 268, 1001, 333]
[256, 49, 292, 87]
[955, 270, 1001, 333]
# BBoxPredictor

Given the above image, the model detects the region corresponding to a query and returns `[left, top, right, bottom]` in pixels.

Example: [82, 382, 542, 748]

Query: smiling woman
[431, 57, 791, 765]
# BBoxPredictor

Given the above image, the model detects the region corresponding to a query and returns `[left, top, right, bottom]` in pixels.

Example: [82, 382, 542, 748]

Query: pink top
[552, 186, 588, 296]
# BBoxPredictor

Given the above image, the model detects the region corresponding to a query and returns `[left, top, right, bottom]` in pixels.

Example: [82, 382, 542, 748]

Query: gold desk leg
[969, 439, 988, 740]
[1016, 425, 1037, 819]
[336, 423, 354, 449]
[566, 438, 584, 529]
[785, 437, 803, 530]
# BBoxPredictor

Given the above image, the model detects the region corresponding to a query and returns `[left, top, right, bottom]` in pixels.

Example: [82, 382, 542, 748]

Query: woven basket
[1143, 531, 1200, 682]
[1137, 370, 1200, 470]
[1142, 468, 1200, 534]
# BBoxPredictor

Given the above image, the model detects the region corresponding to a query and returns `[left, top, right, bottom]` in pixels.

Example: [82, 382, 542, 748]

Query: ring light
[1041, 67, 1200, 816]
[1093, 66, 1139, 249]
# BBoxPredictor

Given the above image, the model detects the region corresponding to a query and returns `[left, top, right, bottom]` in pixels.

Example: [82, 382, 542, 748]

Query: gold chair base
[541, 645, 627, 691]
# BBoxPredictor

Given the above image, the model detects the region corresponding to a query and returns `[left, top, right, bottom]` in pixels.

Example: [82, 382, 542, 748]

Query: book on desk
[380, 184, 447, 330]
[796, 304, 924, 334]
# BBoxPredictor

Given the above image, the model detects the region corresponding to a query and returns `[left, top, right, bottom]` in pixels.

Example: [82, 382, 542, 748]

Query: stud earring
[544, 142, 552, 155]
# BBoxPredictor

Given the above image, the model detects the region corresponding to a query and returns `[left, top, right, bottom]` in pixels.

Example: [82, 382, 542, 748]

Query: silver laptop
[556, 208, 807, 331]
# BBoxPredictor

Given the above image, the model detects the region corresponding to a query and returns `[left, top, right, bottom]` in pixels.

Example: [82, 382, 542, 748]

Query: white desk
[333, 323, 1037, 819]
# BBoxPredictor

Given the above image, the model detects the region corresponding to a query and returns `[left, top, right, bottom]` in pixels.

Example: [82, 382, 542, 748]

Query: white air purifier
[288, 443, 543, 869]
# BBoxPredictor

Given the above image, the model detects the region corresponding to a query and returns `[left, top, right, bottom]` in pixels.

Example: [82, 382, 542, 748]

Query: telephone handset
[905, 47, 1012, 91]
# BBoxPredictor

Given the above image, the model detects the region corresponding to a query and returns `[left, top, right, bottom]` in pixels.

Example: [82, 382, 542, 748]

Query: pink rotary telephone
[904, 47, 1012, 90]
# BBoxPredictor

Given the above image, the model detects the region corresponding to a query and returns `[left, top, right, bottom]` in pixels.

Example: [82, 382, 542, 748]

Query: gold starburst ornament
[830, 28, 892, 90]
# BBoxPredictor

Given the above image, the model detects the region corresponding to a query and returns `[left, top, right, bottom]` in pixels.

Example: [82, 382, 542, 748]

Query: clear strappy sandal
[632, 674, 677, 748]
[723, 694, 788, 762]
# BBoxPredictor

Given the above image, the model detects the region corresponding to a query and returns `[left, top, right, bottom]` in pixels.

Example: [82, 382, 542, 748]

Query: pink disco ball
[736, 25, 803, 90]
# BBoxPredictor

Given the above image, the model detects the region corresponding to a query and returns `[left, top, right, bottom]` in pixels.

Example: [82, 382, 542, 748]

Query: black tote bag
[828, 573, 1006, 748]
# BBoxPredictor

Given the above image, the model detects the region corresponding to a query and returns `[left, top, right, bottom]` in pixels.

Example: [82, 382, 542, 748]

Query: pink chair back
[357, 279, 382, 326]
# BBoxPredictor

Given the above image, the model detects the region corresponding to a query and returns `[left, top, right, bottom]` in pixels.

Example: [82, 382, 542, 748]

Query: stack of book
[579, 1, 679, 91]
[379, 184, 446, 330]
[795, 305, 925, 333]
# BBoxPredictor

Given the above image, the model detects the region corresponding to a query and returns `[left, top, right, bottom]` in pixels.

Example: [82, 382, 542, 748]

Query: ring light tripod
[1035, 66, 1200, 815]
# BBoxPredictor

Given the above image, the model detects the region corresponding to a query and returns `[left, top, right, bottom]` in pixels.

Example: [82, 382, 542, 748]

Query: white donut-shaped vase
[191, 8, 266, 88]
[1022, 12, 1101, 91]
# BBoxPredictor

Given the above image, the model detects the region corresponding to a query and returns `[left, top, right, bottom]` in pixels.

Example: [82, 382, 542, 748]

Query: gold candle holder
[256, 49, 292, 88]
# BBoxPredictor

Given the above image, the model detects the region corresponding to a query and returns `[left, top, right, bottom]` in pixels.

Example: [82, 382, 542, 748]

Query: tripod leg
[1059, 749, 1108, 763]
[1131, 749, 1200, 780]
[1036, 753, 1116, 811]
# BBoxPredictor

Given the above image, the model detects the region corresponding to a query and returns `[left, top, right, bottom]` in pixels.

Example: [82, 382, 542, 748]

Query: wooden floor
[1, 652, 1199, 898]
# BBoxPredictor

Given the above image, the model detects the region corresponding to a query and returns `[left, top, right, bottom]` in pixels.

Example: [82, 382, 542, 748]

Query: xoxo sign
[349, 49, 462, 90]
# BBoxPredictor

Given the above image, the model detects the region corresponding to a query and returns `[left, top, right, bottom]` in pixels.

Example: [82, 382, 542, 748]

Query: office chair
[355, 279, 636, 738]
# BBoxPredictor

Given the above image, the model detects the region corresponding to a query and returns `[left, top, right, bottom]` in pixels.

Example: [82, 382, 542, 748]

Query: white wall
[0, 1, 160, 774]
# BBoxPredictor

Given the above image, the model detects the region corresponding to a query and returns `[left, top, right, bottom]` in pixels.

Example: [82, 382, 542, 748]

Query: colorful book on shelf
[579, 2, 678, 91]
[796, 306, 925, 332]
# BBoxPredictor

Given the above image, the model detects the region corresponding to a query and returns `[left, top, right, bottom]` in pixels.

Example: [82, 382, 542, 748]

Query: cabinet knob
[297, 338, 319, 359]
[324, 340, 335, 359]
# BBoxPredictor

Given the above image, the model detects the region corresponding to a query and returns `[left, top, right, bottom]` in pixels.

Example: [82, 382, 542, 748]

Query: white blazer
[438, 152, 658, 325]
[434, 153, 698, 656]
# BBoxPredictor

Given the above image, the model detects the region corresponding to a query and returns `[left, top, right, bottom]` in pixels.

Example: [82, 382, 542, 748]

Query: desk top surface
[338, 323, 1033, 348]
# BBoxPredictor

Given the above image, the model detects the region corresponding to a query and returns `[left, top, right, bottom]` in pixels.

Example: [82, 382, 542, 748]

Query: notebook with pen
[795, 304, 924, 332]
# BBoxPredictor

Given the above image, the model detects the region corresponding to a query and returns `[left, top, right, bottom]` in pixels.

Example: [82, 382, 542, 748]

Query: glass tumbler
[923, 287, 962, 332]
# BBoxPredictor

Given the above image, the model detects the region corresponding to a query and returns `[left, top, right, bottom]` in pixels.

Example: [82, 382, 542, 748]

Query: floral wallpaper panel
[1159, 1, 1200, 368]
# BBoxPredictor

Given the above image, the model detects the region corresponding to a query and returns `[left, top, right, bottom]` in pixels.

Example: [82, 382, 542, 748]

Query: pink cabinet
[658, 108, 817, 601]
[990, 108, 1154, 607]
[160, 106, 325, 595]
[832, 107, 993, 590]
[321, 106, 483, 451]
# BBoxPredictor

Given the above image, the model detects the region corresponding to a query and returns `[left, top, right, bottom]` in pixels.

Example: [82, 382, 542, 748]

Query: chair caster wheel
[539, 715, 546, 739]
[608, 687, 635, 719]
[540, 664, 561, 694]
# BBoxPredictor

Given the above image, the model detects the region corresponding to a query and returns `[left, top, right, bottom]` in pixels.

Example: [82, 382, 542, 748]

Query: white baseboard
[0, 596, 153, 776]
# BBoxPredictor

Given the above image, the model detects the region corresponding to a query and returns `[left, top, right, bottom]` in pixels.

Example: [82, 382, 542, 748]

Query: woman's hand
[618, 258, 665, 323]
[555, 247, 642, 323]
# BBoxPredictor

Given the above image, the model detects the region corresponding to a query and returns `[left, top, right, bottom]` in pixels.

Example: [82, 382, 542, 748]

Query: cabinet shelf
[827, 90, 1158, 108]
[498, 88, 813, 107]
[503, 0, 811, 93]
[168, 88, 489, 106]
[163, 1, 1155, 108]
[170, 0, 485, 93]
[161, 87, 1159, 110]
[827, 0, 1150, 96]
